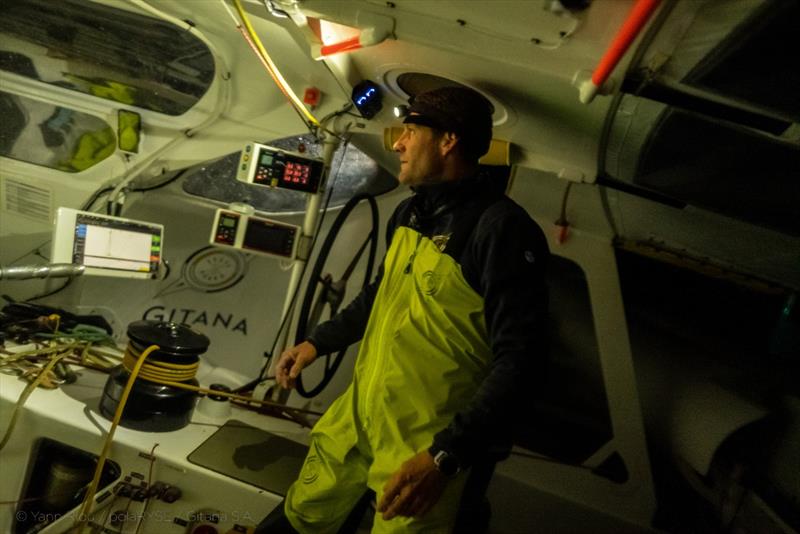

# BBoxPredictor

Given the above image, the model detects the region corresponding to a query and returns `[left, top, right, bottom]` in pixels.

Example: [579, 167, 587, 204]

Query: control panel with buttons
[209, 209, 301, 260]
[236, 143, 323, 194]
[212, 212, 240, 247]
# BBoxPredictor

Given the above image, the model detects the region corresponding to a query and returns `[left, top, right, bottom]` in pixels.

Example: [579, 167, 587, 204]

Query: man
[270, 86, 549, 532]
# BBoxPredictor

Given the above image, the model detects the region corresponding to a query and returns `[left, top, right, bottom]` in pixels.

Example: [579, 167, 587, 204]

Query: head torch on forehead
[393, 101, 458, 133]
[393, 87, 494, 157]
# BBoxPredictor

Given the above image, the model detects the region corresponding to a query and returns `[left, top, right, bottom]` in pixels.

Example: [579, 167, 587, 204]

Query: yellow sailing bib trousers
[286, 226, 494, 533]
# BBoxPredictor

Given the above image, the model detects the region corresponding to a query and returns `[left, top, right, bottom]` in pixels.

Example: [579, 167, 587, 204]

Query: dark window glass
[0, 0, 214, 115]
[684, 0, 800, 122]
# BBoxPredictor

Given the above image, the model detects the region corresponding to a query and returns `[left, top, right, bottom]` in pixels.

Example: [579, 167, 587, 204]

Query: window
[0, 0, 214, 115]
[0, 91, 114, 172]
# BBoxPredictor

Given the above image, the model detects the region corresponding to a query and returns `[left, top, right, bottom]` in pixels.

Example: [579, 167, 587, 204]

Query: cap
[402, 86, 494, 159]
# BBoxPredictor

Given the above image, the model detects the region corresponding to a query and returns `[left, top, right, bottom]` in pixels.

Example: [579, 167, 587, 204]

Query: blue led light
[351, 80, 382, 119]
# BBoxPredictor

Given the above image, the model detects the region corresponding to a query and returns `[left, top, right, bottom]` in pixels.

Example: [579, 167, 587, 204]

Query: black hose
[293, 193, 379, 398]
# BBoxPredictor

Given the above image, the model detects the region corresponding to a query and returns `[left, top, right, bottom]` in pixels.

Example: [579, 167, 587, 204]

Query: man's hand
[275, 341, 317, 389]
[377, 450, 448, 520]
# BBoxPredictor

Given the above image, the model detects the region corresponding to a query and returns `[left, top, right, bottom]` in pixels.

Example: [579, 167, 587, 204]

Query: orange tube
[320, 36, 362, 56]
[591, 0, 661, 86]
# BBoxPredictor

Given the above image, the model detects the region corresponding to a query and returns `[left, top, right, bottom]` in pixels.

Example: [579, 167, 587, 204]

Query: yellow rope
[122, 348, 199, 382]
[120, 345, 321, 418]
[231, 0, 320, 127]
[73, 344, 161, 532]
[0, 352, 69, 451]
[1, 336, 321, 534]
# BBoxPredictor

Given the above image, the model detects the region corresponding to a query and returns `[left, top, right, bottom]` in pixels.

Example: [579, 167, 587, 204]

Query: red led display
[284, 162, 310, 185]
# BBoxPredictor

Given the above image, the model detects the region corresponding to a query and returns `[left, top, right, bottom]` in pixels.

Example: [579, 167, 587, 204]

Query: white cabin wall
[16, 176, 405, 409]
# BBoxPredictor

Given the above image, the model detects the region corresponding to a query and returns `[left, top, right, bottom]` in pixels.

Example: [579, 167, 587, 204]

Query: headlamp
[393, 104, 409, 118]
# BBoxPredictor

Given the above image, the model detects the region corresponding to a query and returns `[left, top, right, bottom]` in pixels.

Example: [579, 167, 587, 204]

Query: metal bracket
[296, 234, 313, 261]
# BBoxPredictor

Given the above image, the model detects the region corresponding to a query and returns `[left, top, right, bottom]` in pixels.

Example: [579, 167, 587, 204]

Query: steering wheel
[293, 193, 379, 398]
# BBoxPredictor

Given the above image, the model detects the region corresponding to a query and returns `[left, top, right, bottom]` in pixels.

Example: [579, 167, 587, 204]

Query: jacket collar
[411, 173, 484, 216]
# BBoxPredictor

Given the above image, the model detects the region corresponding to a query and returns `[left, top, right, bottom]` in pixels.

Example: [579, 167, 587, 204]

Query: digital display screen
[242, 218, 295, 257]
[73, 213, 161, 277]
[222, 217, 236, 228]
[284, 161, 311, 185]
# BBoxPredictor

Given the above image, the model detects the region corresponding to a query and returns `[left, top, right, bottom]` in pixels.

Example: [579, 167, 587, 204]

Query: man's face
[392, 123, 445, 186]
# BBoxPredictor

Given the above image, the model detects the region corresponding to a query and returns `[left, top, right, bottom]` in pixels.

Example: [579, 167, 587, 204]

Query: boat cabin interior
[0, 0, 798, 533]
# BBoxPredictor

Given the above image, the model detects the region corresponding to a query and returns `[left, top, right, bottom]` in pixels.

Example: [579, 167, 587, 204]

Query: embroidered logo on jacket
[421, 271, 440, 295]
[302, 455, 320, 484]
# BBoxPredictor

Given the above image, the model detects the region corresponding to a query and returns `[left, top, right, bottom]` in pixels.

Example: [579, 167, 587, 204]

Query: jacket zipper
[403, 233, 423, 274]
[361, 231, 421, 424]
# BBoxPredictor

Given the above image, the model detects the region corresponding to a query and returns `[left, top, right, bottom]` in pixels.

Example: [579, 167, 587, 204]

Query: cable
[97, 488, 121, 532]
[219, 0, 242, 25]
[1, 245, 64, 302]
[133, 443, 159, 534]
[119, 342, 322, 420]
[37, 324, 115, 345]
[24, 277, 74, 303]
[230, 0, 320, 128]
[73, 343, 161, 530]
[89, 170, 183, 216]
[117, 488, 135, 533]
[554, 181, 573, 244]
[130, 168, 188, 193]
[81, 186, 115, 212]
[2, 338, 320, 531]
[0, 342, 76, 363]
[234, 23, 313, 132]
[145, 443, 159, 487]
[232, 0, 319, 128]
[139, 374, 322, 418]
[0, 349, 71, 451]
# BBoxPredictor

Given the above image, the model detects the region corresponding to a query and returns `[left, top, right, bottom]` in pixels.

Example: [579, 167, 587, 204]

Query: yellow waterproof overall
[286, 226, 494, 533]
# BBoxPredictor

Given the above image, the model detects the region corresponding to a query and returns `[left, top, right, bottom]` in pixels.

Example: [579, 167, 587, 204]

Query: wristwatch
[430, 447, 460, 477]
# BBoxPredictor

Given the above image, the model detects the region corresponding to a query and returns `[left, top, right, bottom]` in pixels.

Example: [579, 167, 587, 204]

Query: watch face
[434, 450, 459, 476]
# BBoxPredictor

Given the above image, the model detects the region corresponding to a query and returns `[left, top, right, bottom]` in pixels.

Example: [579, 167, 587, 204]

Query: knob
[161, 485, 182, 503]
